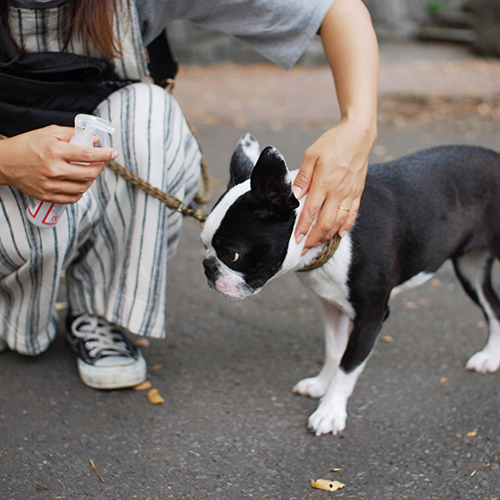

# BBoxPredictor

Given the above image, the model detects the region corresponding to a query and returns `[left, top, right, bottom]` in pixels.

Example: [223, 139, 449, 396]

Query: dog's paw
[466, 350, 500, 373]
[307, 402, 347, 436]
[292, 376, 328, 398]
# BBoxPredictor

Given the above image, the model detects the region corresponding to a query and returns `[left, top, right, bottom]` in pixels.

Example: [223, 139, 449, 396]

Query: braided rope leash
[0, 131, 213, 224]
[296, 233, 342, 273]
[0, 128, 341, 271]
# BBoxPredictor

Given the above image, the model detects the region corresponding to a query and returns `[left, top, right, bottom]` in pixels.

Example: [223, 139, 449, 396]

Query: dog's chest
[296, 234, 355, 318]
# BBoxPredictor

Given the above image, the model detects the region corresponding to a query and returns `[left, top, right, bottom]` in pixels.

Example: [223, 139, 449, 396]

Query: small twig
[90, 459, 106, 483]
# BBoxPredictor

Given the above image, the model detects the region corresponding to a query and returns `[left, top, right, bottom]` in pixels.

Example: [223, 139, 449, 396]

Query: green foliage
[426, 0, 445, 14]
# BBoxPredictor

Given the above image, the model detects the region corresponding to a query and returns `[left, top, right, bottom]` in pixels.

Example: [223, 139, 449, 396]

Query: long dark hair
[0, 0, 120, 59]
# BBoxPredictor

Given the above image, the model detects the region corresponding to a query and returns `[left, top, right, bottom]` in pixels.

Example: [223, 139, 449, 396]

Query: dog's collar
[296, 233, 342, 273]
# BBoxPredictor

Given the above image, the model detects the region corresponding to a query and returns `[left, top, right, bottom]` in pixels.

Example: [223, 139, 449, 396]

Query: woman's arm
[0, 125, 119, 203]
[292, 0, 379, 252]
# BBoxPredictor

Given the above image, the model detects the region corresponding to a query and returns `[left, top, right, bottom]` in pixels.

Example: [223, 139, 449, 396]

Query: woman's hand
[293, 116, 376, 251]
[0, 125, 119, 204]
[292, 0, 379, 253]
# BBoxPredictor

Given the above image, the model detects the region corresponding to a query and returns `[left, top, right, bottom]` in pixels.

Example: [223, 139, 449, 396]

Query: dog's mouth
[212, 276, 254, 300]
[203, 257, 254, 300]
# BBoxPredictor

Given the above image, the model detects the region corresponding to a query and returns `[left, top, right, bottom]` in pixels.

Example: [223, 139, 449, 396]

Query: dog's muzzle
[203, 257, 220, 286]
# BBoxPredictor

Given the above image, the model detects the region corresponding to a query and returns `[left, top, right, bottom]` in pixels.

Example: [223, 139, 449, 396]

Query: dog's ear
[228, 133, 260, 189]
[250, 146, 300, 215]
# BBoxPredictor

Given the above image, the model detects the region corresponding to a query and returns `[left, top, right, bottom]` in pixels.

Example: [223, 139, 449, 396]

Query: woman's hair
[0, 0, 120, 59]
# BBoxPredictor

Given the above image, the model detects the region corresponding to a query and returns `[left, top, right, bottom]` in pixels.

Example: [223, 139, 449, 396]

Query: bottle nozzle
[74, 114, 115, 148]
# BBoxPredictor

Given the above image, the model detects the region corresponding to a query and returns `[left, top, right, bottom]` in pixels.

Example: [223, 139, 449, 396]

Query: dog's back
[350, 145, 500, 288]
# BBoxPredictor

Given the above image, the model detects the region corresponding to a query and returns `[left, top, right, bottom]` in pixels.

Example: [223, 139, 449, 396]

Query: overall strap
[7, 0, 149, 81]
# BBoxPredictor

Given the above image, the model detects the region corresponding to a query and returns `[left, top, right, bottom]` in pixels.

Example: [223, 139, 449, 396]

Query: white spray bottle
[26, 114, 115, 228]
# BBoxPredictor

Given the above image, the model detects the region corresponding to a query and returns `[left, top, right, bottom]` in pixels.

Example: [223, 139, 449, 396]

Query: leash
[0, 124, 212, 224]
[296, 233, 342, 273]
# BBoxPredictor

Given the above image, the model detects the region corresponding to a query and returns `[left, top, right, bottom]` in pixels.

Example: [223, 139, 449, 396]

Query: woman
[0, 0, 378, 390]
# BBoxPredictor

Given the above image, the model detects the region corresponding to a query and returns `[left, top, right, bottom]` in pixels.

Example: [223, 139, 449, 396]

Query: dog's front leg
[308, 305, 388, 436]
[308, 361, 366, 436]
[293, 300, 350, 398]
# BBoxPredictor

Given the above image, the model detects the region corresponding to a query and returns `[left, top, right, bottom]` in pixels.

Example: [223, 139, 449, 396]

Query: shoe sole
[77, 352, 147, 390]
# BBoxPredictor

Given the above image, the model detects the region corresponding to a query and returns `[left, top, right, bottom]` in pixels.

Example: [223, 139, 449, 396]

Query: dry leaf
[440, 377, 449, 384]
[311, 479, 345, 491]
[54, 302, 68, 311]
[148, 388, 165, 405]
[135, 338, 150, 348]
[466, 431, 478, 437]
[380, 335, 393, 343]
[133, 381, 152, 391]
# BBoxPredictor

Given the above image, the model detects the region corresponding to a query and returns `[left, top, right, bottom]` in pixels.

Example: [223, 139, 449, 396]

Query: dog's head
[201, 134, 302, 300]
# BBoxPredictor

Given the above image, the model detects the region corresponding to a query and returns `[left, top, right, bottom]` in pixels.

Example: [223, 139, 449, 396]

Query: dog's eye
[224, 250, 240, 263]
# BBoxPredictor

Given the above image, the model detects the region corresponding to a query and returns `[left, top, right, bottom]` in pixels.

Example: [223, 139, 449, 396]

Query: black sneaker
[67, 314, 147, 389]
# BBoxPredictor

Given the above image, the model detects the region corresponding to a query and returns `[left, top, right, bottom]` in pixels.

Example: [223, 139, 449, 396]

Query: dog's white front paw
[307, 401, 347, 436]
[466, 350, 500, 373]
[292, 376, 328, 398]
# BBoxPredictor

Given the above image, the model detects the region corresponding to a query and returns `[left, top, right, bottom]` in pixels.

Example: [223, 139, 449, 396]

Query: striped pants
[0, 83, 201, 355]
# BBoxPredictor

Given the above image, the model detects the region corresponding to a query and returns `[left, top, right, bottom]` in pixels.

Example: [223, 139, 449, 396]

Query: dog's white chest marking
[296, 234, 355, 318]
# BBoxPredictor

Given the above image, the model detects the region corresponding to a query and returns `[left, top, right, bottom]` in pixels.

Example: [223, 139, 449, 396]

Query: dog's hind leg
[453, 250, 500, 373]
[292, 299, 350, 398]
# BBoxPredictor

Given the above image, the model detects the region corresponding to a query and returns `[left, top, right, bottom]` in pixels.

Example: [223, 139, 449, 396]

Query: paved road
[1, 42, 500, 499]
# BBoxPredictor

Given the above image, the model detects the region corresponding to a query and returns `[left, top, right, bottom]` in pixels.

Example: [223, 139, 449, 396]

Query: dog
[201, 133, 500, 436]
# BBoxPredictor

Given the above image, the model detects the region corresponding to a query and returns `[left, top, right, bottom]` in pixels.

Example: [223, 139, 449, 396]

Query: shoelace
[71, 315, 132, 359]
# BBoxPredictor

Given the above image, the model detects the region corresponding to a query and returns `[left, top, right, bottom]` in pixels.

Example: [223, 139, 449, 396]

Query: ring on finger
[338, 205, 350, 212]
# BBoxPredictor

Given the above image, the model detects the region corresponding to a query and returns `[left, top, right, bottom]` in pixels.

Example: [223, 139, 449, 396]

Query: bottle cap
[73, 114, 115, 148]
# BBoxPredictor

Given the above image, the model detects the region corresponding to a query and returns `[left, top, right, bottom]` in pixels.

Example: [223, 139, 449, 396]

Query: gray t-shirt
[14, 0, 334, 69]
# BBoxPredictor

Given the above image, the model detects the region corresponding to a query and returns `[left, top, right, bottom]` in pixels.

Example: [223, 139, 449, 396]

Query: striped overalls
[0, 0, 201, 354]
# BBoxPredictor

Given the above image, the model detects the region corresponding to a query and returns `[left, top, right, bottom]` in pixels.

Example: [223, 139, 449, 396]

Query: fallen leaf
[432, 279, 441, 287]
[135, 338, 150, 348]
[54, 302, 68, 311]
[329, 468, 341, 472]
[152, 364, 163, 371]
[440, 377, 449, 383]
[310, 479, 345, 491]
[380, 335, 393, 343]
[148, 388, 165, 405]
[466, 431, 478, 437]
[133, 381, 152, 391]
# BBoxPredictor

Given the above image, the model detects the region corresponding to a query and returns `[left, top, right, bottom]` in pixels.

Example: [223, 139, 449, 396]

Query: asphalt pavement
[1, 41, 500, 500]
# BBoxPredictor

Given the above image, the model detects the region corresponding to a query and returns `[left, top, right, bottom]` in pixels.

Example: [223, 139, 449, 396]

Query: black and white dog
[202, 133, 500, 436]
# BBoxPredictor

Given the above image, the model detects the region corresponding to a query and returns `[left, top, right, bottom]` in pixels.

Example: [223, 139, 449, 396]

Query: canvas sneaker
[67, 314, 147, 390]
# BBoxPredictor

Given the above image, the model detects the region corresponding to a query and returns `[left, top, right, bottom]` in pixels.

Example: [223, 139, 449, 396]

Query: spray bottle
[26, 114, 115, 228]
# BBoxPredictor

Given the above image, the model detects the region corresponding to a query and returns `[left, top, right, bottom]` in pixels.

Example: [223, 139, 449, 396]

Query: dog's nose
[203, 258, 218, 277]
